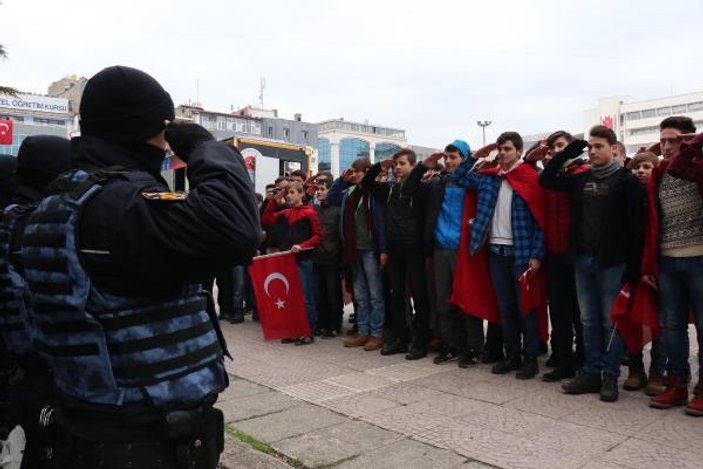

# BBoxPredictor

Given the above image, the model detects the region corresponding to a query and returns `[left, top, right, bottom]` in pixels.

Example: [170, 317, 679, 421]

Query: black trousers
[313, 263, 344, 331]
[546, 252, 584, 370]
[387, 246, 431, 348]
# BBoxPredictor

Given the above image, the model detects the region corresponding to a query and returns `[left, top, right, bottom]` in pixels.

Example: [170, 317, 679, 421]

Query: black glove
[558, 139, 589, 161]
[164, 123, 214, 162]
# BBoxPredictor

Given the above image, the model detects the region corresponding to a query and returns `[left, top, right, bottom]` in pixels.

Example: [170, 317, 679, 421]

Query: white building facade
[316, 119, 407, 177]
[584, 91, 703, 155]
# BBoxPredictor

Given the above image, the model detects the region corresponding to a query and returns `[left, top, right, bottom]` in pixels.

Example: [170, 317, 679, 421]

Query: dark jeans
[546, 252, 583, 370]
[203, 266, 245, 321]
[488, 245, 539, 356]
[244, 270, 258, 322]
[297, 259, 317, 332]
[574, 255, 625, 377]
[313, 263, 344, 331]
[388, 246, 431, 348]
[434, 248, 484, 353]
[659, 255, 703, 377]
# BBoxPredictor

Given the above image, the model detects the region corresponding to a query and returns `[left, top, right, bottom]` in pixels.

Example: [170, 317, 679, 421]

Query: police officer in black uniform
[0, 136, 73, 468]
[21, 66, 261, 469]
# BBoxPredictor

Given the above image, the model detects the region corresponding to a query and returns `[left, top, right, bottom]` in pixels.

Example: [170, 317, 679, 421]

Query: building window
[339, 138, 370, 171]
[317, 138, 330, 170]
[268, 127, 273, 137]
[688, 101, 703, 112]
[641, 109, 656, 118]
[283, 128, 290, 138]
[34, 118, 66, 126]
[626, 111, 641, 121]
[657, 107, 671, 116]
[375, 142, 401, 160]
[628, 126, 659, 136]
[302, 130, 308, 141]
[672, 104, 687, 114]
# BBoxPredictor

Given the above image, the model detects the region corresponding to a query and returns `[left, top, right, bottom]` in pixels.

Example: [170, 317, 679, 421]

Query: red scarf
[450, 163, 548, 340]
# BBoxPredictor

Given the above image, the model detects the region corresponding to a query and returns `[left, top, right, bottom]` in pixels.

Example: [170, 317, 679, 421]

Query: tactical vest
[0, 204, 36, 356]
[22, 169, 227, 408]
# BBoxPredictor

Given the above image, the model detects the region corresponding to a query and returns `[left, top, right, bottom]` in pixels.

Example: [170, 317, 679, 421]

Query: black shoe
[545, 353, 557, 368]
[492, 353, 522, 374]
[320, 329, 338, 339]
[516, 355, 539, 380]
[229, 317, 244, 324]
[458, 350, 480, 368]
[600, 372, 619, 402]
[433, 349, 458, 365]
[562, 371, 602, 394]
[481, 349, 505, 364]
[542, 367, 575, 382]
[381, 340, 408, 356]
[405, 347, 427, 361]
[294, 336, 314, 346]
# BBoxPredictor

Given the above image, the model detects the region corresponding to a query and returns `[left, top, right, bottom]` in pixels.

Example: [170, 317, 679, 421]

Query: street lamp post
[477, 120, 492, 146]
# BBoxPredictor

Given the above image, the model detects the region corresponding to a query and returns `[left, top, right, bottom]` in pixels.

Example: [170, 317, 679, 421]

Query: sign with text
[0, 93, 70, 114]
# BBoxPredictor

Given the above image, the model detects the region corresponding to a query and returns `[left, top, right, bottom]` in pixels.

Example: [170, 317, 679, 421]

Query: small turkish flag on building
[248, 251, 311, 340]
[0, 119, 13, 145]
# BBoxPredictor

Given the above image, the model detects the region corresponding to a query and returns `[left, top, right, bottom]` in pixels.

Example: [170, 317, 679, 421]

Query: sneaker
[516, 355, 539, 380]
[457, 350, 480, 368]
[600, 372, 619, 402]
[381, 340, 408, 356]
[562, 371, 602, 395]
[542, 367, 575, 382]
[491, 353, 522, 375]
[364, 336, 383, 351]
[294, 336, 314, 346]
[343, 334, 370, 348]
[433, 349, 458, 365]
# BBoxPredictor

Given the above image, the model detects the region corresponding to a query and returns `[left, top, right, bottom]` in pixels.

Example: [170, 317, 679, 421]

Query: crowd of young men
[259, 115, 703, 416]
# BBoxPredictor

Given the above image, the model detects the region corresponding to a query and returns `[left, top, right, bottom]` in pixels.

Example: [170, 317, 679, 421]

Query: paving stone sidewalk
[216, 316, 701, 469]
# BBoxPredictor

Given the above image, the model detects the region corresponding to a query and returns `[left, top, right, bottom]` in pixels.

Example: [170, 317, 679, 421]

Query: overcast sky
[2, 0, 703, 148]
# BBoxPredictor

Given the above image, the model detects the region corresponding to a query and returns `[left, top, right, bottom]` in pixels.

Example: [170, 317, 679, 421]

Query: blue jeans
[352, 250, 385, 337]
[488, 246, 539, 356]
[574, 255, 625, 377]
[659, 255, 703, 377]
[296, 259, 316, 332]
[232, 265, 246, 321]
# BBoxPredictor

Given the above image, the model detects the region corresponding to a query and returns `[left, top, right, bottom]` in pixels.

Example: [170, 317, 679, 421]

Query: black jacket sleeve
[539, 152, 583, 193]
[361, 163, 390, 200]
[623, 174, 646, 283]
[401, 163, 430, 198]
[81, 140, 261, 292]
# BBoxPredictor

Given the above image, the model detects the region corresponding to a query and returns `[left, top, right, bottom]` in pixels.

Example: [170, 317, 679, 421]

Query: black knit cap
[79, 66, 175, 143]
[17, 136, 72, 192]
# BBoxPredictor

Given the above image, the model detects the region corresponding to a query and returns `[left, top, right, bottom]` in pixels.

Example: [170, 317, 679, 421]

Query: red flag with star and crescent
[0, 119, 13, 145]
[248, 251, 311, 340]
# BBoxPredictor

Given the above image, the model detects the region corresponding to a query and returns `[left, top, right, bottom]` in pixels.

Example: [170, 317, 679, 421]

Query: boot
[457, 350, 481, 368]
[694, 375, 702, 396]
[516, 355, 539, 380]
[542, 366, 575, 382]
[685, 391, 703, 417]
[650, 374, 688, 409]
[363, 336, 383, 351]
[623, 361, 647, 391]
[562, 371, 601, 394]
[643, 370, 666, 396]
[343, 334, 369, 348]
[600, 372, 619, 402]
[491, 352, 522, 375]
[380, 339, 408, 356]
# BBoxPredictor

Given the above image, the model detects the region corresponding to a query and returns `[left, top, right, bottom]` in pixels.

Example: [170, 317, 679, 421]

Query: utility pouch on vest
[170, 407, 224, 469]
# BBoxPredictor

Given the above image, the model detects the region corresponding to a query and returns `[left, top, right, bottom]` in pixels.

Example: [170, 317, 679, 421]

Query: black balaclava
[79, 65, 175, 177]
[0, 154, 17, 208]
[16, 136, 73, 197]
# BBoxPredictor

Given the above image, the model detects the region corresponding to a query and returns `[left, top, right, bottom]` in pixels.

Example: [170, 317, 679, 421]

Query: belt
[489, 244, 515, 256]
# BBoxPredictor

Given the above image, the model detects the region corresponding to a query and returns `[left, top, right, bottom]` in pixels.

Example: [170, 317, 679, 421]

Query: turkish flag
[248, 251, 311, 340]
[0, 119, 13, 145]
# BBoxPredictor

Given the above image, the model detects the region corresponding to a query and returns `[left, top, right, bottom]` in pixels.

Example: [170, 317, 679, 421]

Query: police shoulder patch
[141, 191, 188, 202]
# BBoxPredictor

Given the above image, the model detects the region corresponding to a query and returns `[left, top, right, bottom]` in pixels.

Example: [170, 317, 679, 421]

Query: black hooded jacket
[72, 136, 261, 297]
